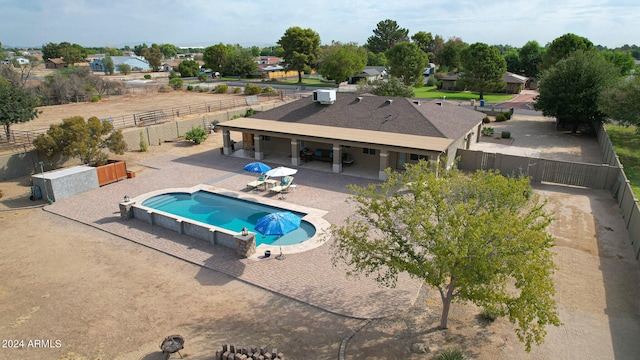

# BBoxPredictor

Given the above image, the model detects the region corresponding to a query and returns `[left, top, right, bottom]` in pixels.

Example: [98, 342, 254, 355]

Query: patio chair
[247, 173, 269, 190]
[270, 176, 294, 195]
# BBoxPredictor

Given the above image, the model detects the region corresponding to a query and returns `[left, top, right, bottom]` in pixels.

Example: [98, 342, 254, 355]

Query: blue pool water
[141, 191, 316, 246]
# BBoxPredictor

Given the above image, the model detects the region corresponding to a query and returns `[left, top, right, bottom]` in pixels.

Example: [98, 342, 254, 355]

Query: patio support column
[254, 134, 264, 160]
[332, 145, 342, 173]
[291, 139, 300, 166]
[222, 130, 232, 155]
[378, 150, 389, 180]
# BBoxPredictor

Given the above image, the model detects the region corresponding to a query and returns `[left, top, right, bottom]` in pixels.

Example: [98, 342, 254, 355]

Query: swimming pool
[141, 191, 316, 246]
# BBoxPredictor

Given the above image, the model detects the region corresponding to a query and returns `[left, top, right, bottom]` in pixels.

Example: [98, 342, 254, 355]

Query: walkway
[44, 150, 423, 319]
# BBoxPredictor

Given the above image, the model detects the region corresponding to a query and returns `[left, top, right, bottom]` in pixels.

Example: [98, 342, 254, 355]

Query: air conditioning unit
[312, 89, 336, 104]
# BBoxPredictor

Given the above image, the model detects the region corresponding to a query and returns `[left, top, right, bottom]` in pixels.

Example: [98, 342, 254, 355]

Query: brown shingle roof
[252, 93, 484, 140]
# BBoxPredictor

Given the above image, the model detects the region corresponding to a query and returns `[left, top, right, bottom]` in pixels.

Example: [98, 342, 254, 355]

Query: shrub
[437, 349, 466, 360]
[186, 85, 194, 91]
[198, 74, 207, 82]
[502, 111, 512, 120]
[244, 83, 262, 95]
[232, 87, 241, 94]
[144, 74, 151, 79]
[90, 95, 101, 102]
[139, 131, 148, 152]
[184, 127, 208, 145]
[214, 84, 229, 93]
[481, 127, 494, 136]
[262, 86, 277, 95]
[168, 70, 178, 80]
[426, 76, 437, 86]
[158, 85, 172, 93]
[244, 108, 254, 117]
[198, 87, 205, 92]
[501, 131, 511, 139]
[482, 116, 491, 124]
[169, 78, 183, 90]
[480, 308, 499, 322]
[495, 113, 507, 122]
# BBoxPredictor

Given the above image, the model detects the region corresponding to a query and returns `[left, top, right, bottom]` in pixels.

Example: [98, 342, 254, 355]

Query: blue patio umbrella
[244, 162, 271, 173]
[254, 211, 301, 260]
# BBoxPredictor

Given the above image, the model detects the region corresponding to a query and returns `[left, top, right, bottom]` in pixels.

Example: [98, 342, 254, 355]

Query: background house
[348, 66, 386, 84]
[45, 58, 66, 69]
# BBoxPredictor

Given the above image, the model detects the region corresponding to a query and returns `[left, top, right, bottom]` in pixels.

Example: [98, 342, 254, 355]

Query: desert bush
[426, 76, 437, 86]
[90, 95, 101, 102]
[482, 116, 491, 124]
[244, 83, 262, 95]
[184, 127, 208, 145]
[480, 307, 499, 322]
[232, 87, 241, 94]
[168, 70, 178, 80]
[245, 108, 254, 117]
[495, 113, 507, 122]
[262, 86, 277, 95]
[214, 84, 228, 93]
[186, 85, 194, 91]
[502, 111, 512, 120]
[198, 74, 207, 82]
[169, 78, 183, 90]
[158, 85, 172, 93]
[139, 131, 147, 152]
[481, 127, 494, 136]
[144, 74, 151, 79]
[437, 349, 466, 360]
[501, 131, 511, 139]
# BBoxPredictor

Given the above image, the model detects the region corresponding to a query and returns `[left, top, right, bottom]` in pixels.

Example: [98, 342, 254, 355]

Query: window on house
[410, 154, 429, 161]
[362, 148, 377, 155]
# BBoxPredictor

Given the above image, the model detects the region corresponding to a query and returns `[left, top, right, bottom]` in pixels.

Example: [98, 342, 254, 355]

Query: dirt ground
[1, 93, 640, 359]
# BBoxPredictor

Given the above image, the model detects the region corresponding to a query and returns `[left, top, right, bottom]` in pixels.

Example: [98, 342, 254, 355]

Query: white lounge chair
[270, 176, 294, 196]
[247, 173, 269, 190]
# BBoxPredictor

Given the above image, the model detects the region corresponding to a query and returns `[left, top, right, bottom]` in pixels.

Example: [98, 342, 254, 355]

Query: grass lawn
[414, 86, 515, 103]
[606, 124, 640, 197]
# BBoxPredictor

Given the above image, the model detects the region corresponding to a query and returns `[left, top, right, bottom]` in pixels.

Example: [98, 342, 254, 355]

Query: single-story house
[89, 55, 151, 73]
[348, 66, 386, 84]
[441, 72, 530, 93]
[219, 90, 484, 180]
[503, 72, 528, 94]
[45, 58, 66, 69]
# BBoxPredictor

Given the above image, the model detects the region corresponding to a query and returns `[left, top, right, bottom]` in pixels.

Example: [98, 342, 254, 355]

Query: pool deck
[44, 149, 423, 319]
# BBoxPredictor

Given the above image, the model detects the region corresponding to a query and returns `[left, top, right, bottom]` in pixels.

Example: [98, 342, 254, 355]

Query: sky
[1, 0, 638, 50]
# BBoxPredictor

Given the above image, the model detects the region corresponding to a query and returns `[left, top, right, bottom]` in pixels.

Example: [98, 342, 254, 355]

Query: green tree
[411, 31, 434, 55]
[366, 51, 387, 66]
[541, 33, 594, 71]
[221, 47, 259, 78]
[600, 50, 636, 76]
[438, 37, 467, 70]
[0, 79, 40, 140]
[600, 76, 640, 127]
[41, 42, 60, 60]
[116, 63, 131, 75]
[33, 116, 125, 166]
[102, 56, 115, 75]
[158, 43, 178, 59]
[133, 43, 148, 56]
[385, 42, 429, 86]
[535, 50, 619, 132]
[331, 161, 560, 352]
[277, 26, 321, 83]
[319, 42, 367, 84]
[357, 76, 414, 97]
[519, 40, 544, 78]
[459, 43, 507, 100]
[203, 43, 233, 73]
[0, 41, 5, 61]
[178, 59, 200, 77]
[142, 44, 163, 71]
[250, 46, 261, 57]
[104, 47, 124, 56]
[58, 42, 87, 65]
[503, 48, 520, 74]
[366, 19, 409, 54]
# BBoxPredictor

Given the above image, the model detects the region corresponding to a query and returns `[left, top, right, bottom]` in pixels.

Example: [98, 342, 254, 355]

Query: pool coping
[130, 183, 331, 260]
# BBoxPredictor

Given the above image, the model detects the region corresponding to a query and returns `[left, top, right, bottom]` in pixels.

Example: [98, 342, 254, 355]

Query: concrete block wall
[31, 165, 99, 202]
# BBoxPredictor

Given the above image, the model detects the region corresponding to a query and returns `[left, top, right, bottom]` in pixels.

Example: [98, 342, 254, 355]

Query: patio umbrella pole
[277, 236, 285, 260]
